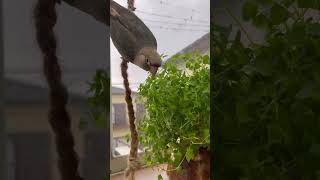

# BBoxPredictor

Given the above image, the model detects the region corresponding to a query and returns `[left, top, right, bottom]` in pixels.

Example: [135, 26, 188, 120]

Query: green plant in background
[137, 52, 210, 170]
[213, 0, 320, 179]
[80, 69, 110, 129]
[83, 69, 110, 180]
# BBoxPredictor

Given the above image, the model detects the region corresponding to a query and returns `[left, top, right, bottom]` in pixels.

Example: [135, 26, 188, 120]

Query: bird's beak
[149, 66, 159, 76]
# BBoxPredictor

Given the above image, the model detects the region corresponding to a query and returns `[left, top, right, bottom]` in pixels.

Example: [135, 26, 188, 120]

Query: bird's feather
[110, 1, 157, 61]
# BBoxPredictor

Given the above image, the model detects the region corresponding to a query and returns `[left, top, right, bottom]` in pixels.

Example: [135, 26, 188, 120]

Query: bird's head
[133, 47, 162, 76]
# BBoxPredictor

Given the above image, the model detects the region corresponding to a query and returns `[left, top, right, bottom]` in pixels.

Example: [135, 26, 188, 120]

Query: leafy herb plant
[137, 53, 210, 170]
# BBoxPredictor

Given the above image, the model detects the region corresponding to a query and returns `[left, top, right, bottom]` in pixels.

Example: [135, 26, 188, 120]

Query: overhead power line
[117, 0, 203, 14]
[158, 0, 201, 14]
[135, 10, 210, 24]
[146, 25, 209, 32]
[115, 0, 209, 24]
[141, 18, 209, 27]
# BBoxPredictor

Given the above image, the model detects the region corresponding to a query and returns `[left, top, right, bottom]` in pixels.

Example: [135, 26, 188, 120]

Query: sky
[111, 0, 210, 90]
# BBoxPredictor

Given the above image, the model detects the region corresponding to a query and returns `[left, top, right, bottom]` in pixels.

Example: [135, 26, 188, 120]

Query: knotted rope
[120, 1, 141, 179]
[121, 59, 141, 180]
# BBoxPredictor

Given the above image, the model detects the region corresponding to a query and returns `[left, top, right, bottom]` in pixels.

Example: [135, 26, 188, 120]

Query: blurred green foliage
[213, 0, 320, 179]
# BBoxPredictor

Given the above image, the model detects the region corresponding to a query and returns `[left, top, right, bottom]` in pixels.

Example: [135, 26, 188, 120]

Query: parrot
[110, 0, 162, 76]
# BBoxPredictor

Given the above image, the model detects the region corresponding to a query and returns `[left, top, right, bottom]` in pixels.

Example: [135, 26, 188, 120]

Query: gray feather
[110, 1, 157, 62]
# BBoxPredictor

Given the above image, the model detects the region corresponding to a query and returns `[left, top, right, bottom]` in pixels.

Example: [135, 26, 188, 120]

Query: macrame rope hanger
[121, 1, 140, 180]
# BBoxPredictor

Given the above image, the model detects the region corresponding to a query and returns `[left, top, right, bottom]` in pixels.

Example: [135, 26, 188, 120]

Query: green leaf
[297, 0, 319, 9]
[296, 82, 314, 99]
[252, 14, 269, 28]
[242, 1, 258, 21]
[203, 55, 210, 64]
[185, 146, 195, 162]
[282, 0, 295, 7]
[236, 102, 250, 123]
[249, 60, 273, 76]
[158, 174, 163, 180]
[307, 23, 320, 36]
[270, 3, 289, 25]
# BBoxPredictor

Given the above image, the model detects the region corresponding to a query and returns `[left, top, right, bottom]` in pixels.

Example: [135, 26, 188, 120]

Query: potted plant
[137, 53, 210, 179]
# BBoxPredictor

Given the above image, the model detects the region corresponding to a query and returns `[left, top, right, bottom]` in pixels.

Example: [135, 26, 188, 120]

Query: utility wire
[158, 0, 201, 14]
[135, 10, 210, 24]
[146, 24, 209, 32]
[117, 0, 202, 14]
[116, 0, 209, 24]
[141, 18, 209, 27]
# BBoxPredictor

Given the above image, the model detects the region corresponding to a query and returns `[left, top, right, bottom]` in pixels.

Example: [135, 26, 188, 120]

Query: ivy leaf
[242, 1, 258, 21]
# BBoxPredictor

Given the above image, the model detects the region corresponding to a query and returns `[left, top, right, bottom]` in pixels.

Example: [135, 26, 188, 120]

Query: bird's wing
[110, 1, 157, 49]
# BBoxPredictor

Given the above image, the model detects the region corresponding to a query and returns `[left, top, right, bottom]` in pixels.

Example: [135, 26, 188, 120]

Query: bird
[110, 0, 162, 76]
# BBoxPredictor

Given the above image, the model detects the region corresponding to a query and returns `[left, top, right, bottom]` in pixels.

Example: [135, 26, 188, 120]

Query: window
[113, 103, 127, 127]
[112, 102, 130, 158]
[111, 95, 145, 174]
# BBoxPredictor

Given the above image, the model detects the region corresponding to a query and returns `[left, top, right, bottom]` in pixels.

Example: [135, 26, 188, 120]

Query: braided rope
[121, 59, 140, 180]
[122, 1, 140, 179]
[34, 1, 82, 180]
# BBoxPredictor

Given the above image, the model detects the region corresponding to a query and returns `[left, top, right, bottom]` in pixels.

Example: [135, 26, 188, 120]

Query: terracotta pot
[167, 147, 210, 180]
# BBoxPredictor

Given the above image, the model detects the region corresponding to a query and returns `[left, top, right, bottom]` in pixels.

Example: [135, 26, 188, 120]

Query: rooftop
[165, 32, 210, 64]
